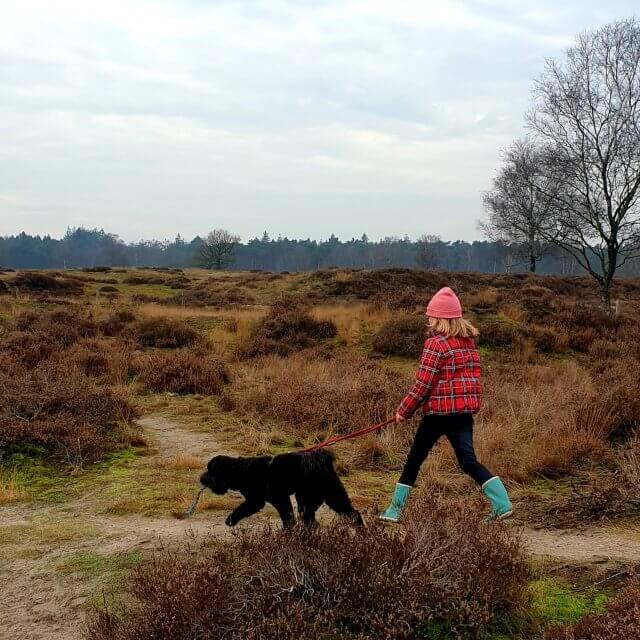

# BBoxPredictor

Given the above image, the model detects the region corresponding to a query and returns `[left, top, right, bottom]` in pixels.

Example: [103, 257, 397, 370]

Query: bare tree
[528, 18, 640, 308]
[196, 229, 240, 270]
[415, 234, 442, 269]
[480, 139, 558, 273]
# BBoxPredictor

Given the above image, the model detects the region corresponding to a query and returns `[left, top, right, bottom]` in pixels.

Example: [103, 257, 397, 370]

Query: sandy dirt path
[2, 415, 639, 640]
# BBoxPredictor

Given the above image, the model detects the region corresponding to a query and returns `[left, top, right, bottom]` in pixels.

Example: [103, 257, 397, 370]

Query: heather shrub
[478, 315, 526, 348]
[0, 363, 139, 466]
[545, 575, 640, 640]
[62, 338, 134, 383]
[128, 317, 200, 348]
[237, 296, 337, 358]
[225, 351, 408, 439]
[11, 271, 84, 295]
[99, 285, 119, 293]
[87, 494, 529, 640]
[10, 308, 97, 344]
[372, 314, 426, 357]
[122, 274, 167, 285]
[137, 349, 230, 395]
[98, 309, 137, 336]
[82, 266, 112, 273]
[0, 331, 57, 368]
[0, 280, 8, 294]
[530, 326, 569, 354]
[165, 283, 255, 307]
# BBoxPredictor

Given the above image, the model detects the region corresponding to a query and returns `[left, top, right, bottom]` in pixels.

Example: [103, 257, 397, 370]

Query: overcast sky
[1, 1, 637, 243]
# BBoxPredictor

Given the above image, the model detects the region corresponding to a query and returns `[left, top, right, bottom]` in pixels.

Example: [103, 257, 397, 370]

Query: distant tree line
[3, 225, 640, 276]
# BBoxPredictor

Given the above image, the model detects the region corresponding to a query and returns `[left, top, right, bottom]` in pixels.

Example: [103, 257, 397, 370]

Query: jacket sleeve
[397, 338, 445, 419]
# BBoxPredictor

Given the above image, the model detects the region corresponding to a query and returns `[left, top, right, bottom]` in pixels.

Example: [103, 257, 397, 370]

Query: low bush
[122, 274, 167, 286]
[87, 493, 530, 640]
[478, 315, 526, 348]
[10, 308, 97, 345]
[530, 326, 569, 354]
[128, 317, 200, 349]
[0, 280, 8, 294]
[82, 266, 112, 273]
[62, 338, 134, 384]
[0, 331, 57, 368]
[372, 314, 426, 357]
[11, 271, 84, 295]
[545, 575, 640, 640]
[164, 284, 255, 307]
[225, 351, 408, 440]
[237, 296, 337, 358]
[136, 349, 230, 395]
[99, 285, 119, 293]
[0, 363, 138, 466]
[98, 309, 137, 336]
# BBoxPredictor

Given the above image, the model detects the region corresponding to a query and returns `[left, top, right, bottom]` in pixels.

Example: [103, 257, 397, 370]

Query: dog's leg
[325, 478, 364, 526]
[225, 499, 265, 527]
[301, 503, 321, 527]
[270, 496, 295, 529]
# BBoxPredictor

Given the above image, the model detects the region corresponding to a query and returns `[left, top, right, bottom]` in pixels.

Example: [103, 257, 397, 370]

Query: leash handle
[303, 417, 396, 453]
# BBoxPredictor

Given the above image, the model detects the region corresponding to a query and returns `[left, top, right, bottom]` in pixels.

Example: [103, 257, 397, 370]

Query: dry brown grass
[475, 362, 613, 482]
[224, 351, 408, 443]
[311, 303, 393, 346]
[621, 434, 640, 500]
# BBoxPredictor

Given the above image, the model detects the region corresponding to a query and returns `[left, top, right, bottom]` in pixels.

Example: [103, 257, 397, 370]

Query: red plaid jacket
[397, 333, 482, 418]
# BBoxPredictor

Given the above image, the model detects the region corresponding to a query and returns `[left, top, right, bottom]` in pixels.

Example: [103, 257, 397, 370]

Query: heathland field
[1, 266, 640, 639]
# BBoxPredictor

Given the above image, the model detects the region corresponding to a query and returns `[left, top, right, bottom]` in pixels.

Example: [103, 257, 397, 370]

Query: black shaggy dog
[200, 449, 363, 528]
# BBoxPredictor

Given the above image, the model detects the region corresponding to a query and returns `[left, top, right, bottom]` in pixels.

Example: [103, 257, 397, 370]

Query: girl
[380, 286, 512, 523]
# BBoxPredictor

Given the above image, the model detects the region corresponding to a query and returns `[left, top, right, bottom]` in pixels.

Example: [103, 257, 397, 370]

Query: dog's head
[199, 455, 236, 495]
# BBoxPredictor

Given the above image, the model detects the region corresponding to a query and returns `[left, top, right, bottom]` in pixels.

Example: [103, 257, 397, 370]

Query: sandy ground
[2, 415, 639, 640]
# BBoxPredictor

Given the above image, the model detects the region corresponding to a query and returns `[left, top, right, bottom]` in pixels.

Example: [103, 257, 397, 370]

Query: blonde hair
[428, 316, 479, 339]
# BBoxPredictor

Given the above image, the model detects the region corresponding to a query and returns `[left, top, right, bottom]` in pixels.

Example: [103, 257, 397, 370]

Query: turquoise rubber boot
[379, 483, 412, 523]
[482, 477, 513, 523]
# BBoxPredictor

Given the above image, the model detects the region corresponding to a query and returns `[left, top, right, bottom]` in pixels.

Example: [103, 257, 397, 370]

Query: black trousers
[399, 414, 493, 487]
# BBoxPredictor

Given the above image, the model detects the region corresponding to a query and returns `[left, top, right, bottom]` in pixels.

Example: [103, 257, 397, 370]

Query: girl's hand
[395, 412, 405, 424]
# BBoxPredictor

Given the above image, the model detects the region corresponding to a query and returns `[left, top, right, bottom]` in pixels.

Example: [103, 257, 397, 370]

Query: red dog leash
[302, 417, 396, 453]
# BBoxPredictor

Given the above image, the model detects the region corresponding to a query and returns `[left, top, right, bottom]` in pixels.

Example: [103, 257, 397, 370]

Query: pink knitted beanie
[426, 287, 462, 319]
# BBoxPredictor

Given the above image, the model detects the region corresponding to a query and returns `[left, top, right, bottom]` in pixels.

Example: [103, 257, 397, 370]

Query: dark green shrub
[372, 314, 426, 357]
[478, 316, 526, 348]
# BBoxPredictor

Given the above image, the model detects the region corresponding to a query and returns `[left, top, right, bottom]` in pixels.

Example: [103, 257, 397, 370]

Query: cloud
[0, 0, 638, 242]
